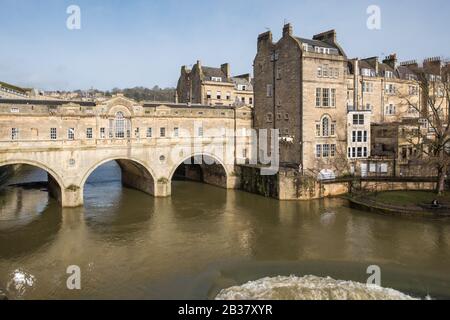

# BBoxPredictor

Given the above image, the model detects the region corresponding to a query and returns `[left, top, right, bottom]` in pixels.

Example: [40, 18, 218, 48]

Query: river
[1, 163, 450, 299]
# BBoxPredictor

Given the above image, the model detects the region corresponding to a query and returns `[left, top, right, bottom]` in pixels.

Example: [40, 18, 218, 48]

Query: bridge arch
[169, 152, 230, 190]
[81, 157, 157, 200]
[0, 159, 65, 205]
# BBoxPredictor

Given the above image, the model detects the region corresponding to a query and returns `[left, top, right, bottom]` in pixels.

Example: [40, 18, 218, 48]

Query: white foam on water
[6, 269, 36, 298]
[215, 275, 418, 300]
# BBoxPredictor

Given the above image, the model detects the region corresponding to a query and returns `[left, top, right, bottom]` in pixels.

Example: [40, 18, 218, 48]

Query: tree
[399, 62, 450, 194]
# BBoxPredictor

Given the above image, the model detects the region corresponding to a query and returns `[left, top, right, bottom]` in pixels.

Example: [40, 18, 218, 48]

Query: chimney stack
[282, 23, 293, 37]
[383, 54, 397, 69]
[221, 63, 230, 79]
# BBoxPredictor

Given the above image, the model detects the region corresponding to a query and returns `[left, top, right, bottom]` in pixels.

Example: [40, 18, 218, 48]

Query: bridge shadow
[0, 166, 62, 259]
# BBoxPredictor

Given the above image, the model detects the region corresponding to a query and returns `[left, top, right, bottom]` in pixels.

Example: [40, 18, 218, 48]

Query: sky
[0, 0, 449, 91]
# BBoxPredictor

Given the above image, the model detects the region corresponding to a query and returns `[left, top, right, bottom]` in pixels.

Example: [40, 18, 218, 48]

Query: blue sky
[0, 0, 449, 91]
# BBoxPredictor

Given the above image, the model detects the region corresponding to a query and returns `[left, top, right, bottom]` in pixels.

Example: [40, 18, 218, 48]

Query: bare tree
[399, 62, 450, 194]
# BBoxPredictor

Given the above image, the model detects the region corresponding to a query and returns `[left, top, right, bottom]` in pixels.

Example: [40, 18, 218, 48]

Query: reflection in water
[0, 163, 450, 299]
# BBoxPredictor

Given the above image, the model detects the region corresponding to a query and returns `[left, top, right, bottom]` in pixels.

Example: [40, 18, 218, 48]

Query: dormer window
[385, 71, 394, 79]
[361, 68, 372, 77]
[238, 84, 247, 91]
[211, 77, 222, 82]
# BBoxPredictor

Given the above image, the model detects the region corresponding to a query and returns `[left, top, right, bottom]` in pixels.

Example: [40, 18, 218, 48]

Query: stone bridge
[0, 95, 253, 207]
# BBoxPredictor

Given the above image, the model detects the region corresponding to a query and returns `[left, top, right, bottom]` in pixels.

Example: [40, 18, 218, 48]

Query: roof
[231, 77, 253, 91]
[0, 81, 29, 94]
[0, 98, 96, 107]
[142, 102, 236, 110]
[201, 66, 229, 81]
[295, 37, 337, 49]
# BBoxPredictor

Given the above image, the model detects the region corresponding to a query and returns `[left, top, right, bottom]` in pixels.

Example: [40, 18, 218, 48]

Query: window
[330, 144, 336, 157]
[316, 124, 321, 136]
[385, 104, 396, 115]
[146, 127, 152, 138]
[353, 114, 364, 125]
[11, 128, 19, 140]
[266, 84, 273, 97]
[409, 86, 418, 96]
[317, 66, 322, 77]
[241, 97, 245, 103]
[352, 131, 356, 142]
[323, 65, 329, 77]
[352, 147, 356, 158]
[385, 84, 396, 94]
[10, 107, 19, 113]
[242, 148, 247, 158]
[331, 89, 336, 107]
[198, 127, 204, 137]
[100, 127, 105, 139]
[284, 113, 289, 120]
[160, 127, 166, 137]
[115, 112, 125, 138]
[361, 68, 372, 77]
[216, 91, 221, 100]
[322, 88, 330, 107]
[211, 77, 222, 82]
[330, 123, 335, 136]
[249, 97, 253, 105]
[357, 131, 362, 142]
[362, 82, 373, 93]
[266, 113, 273, 122]
[50, 128, 57, 140]
[226, 92, 231, 100]
[385, 71, 394, 79]
[357, 147, 362, 158]
[276, 67, 281, 79]
[322, 117, 329, 136]
[86, 128, 93, 139]
[363, 131, 368, 142]
[206, 91, 212, 99]
[68, 128, 75, 140]
[323, 144, 330, 158]
[316, 88, 322, 107]
[316, 145, 322, 158]
[363, 147, 368, 157]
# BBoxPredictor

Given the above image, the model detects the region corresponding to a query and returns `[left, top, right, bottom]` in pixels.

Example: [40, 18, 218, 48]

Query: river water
[1, 163, 450, 299]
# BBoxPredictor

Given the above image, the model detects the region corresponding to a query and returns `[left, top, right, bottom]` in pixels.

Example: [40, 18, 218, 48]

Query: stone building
[346, 55, 448, 177]
[176, 61, 254, 107]
[253, 23, 448, 179]
[253, 23, 347, 175]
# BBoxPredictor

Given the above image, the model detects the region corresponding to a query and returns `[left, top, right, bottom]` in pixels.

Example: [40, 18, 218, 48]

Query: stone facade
[254, 23, 449, 179]
[176, 61, 254, 107]
[0, 95, 253, 207]
[254, 24, 347, 175]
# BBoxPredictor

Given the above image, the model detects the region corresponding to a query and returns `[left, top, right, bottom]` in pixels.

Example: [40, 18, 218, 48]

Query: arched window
[115, 112, 125, 138]
[322, 117, 329, 137]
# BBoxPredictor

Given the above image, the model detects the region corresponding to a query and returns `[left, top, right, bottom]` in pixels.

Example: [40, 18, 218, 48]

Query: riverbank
[346, 190, 450, 218]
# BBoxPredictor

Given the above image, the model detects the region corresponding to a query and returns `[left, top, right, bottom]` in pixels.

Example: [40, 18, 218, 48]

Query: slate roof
[0, 98, 96, 107]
